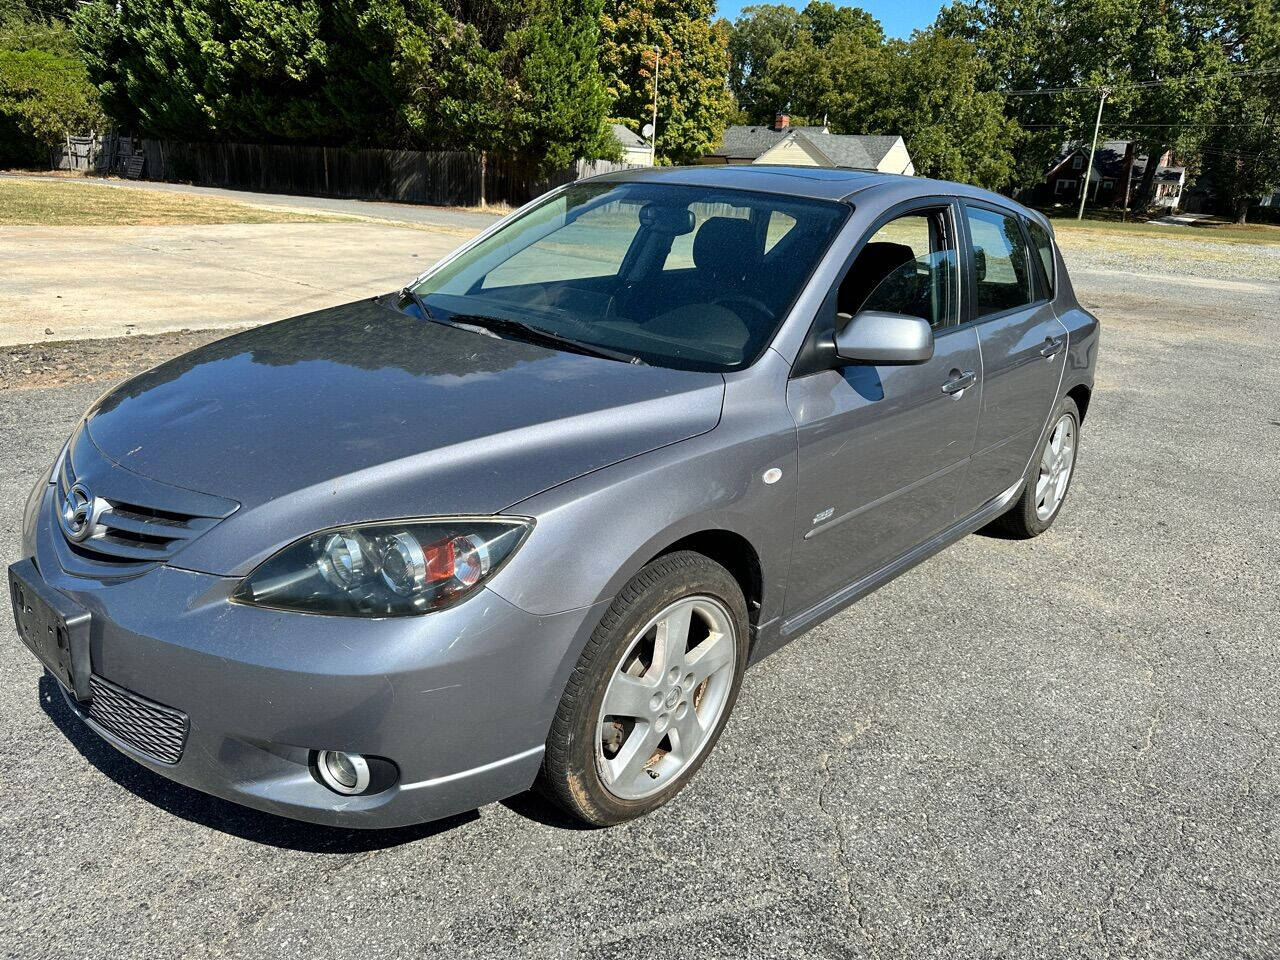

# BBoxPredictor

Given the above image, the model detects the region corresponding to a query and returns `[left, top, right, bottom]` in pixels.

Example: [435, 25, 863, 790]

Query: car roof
[588, 164, 1050, 229]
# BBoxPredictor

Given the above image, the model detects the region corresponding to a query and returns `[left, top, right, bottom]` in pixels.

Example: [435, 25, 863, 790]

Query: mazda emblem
[61, 482, 99, 542]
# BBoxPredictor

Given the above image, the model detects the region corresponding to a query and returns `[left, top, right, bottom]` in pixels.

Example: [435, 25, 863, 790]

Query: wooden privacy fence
[132, 140, 641, 207]
[52, 133, 111, 172]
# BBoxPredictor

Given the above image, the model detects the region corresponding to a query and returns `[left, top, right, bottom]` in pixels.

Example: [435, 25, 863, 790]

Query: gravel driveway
[0, 235, 1277, 959]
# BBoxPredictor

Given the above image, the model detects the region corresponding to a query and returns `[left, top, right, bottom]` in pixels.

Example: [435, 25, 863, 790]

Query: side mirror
[834, 310, 934, 365]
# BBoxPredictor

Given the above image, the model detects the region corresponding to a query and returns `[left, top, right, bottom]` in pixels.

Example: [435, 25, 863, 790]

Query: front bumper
[20, 488, 604, 828]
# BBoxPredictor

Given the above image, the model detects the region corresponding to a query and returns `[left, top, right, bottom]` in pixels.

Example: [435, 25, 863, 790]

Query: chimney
[774, 114, 790, 131]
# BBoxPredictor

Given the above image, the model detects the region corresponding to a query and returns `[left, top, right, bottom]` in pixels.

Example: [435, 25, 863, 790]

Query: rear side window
[1027, 220, 1056, 296]
[965, 206, 1034, 319]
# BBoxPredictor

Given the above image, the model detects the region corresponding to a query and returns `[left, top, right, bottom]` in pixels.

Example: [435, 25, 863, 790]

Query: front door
[783, 202, 981, 620]
[957, 203, 1069, 511]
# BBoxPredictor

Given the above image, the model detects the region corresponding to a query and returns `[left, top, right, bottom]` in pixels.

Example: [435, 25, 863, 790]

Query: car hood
[84, 298, 724, 576]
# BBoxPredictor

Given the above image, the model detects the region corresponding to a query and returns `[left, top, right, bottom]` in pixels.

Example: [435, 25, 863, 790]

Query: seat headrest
[693, 217, 759, 283]
[839, 241, 917, 315]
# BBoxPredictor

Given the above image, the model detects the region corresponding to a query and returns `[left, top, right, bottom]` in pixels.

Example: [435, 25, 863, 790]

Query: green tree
[72, 0, 612, 171]
[935, 0, 1070, 190]
[599, 0, 735, 163]
[727, 3, 803, 120]
[1201, 0, 1280, 221]
[0, 6, 103, 166]
[753, 20, 883, 124]
[727, 4, 1018, 188]
[939, 0, 1235, 199]
[728, 1, 881, 123]
[498, 0, 616, 169]
[863, 31, 1019, 188]
[798, 0, 880, 47]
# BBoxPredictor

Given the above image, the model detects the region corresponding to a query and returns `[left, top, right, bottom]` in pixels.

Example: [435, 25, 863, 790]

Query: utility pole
[650, 46, 661, 165]
[1077, 87, 1109, 221]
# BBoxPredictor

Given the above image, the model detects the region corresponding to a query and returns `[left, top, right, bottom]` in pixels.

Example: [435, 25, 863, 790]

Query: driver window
[836, 209, 958, 330]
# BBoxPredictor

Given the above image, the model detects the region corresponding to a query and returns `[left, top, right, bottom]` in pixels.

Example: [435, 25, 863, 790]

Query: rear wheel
[991, 395, 1081, 539]
[538, 551, 749, 826]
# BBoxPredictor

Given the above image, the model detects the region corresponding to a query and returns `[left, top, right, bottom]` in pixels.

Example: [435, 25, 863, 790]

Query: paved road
[1, 251, 1278, 958]
[0, 222, 470, 347]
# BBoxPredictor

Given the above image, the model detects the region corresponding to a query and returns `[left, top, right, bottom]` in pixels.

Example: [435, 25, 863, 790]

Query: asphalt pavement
[0, 249, 1277, 959]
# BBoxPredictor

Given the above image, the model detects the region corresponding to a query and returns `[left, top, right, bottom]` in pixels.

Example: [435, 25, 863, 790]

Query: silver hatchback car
[11, 166, 1097, 828]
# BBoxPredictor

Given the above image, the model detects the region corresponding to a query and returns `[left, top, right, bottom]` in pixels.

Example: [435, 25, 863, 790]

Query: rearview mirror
[834, 310, 934, 365]
[638, 203, 696, 235]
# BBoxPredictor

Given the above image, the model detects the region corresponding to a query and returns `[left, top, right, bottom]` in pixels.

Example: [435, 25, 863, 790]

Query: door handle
[941, 369, 977, 396]
[1041, 335, 1066, 359]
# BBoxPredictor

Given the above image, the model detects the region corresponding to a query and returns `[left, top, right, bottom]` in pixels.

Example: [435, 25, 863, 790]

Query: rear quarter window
[1027, 220, 1056, 297]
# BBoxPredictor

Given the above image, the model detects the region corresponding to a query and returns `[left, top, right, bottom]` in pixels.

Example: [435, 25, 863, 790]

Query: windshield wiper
[449, 313, 645, 365]
[398, 285, 437, 323]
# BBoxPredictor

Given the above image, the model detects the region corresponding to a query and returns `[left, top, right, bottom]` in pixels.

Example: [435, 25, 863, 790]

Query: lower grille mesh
[87, 675, 188, 765]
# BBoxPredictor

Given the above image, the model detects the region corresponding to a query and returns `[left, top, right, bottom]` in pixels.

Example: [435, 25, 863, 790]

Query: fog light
[316, 750, 370, 795]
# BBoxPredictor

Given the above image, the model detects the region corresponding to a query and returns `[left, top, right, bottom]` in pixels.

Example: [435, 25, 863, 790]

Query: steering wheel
[710, 293, 773, 324]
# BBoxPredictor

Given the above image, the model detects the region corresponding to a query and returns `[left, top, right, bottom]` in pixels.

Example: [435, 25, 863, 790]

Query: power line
[1019, 121, 1277, 128]
[1004, 63, 1280, 96]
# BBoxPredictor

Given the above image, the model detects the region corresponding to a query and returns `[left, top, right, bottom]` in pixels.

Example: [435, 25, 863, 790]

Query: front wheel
[538, 551, 749, 826]
[991, 395, 1081, 539]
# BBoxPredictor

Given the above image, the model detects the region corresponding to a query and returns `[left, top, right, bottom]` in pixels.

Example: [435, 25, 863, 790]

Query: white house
[610, 124, 654, 167]
[701, 116, 914, 175]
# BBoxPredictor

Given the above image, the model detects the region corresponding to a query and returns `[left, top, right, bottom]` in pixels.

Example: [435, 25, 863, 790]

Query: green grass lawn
[0, 176, 352, 226]
[1047, 213, 1280, 246]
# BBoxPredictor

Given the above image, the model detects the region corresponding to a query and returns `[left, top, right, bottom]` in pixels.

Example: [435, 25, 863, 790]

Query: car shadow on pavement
[499, 791, 596, 830]
[37, 674, 477, 852]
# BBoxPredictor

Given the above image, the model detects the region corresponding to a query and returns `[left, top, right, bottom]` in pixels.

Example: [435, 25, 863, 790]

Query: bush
[0, 11, 104, 168]
[1246, 204, 1280, 225]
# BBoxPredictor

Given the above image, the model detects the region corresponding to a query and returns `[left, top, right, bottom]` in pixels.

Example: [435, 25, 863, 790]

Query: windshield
[409, 182, 849, 372]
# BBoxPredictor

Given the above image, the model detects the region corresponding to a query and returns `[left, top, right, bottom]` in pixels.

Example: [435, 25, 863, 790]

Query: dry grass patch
[0, 177, 353, 226]
[1050, 216, 1280, 246]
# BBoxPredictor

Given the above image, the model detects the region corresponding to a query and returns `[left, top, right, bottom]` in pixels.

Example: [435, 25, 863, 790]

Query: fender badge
[813, 507, 834, 524]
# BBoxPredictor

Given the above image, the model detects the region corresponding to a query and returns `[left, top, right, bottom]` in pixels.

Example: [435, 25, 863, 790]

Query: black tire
[989, 395, 1081, 539]
[538, 550, 750, 826]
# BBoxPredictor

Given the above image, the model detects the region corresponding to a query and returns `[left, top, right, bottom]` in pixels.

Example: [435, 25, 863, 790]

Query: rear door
[956, 203, 1069, 514]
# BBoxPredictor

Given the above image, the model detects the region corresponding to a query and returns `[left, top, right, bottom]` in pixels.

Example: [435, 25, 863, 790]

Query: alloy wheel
[1035, 413, 1077, 521]
[596, 595, 737, 801]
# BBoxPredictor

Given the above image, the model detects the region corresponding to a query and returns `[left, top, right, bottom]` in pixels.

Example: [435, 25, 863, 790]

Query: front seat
[838, 241, 917, 316]
[642, 217, 764, 362]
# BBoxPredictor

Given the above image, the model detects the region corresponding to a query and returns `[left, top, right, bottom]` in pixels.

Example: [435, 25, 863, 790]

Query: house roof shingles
[797, 132, 901, 169]
[710, 125, 902, 170]
[611, 123, 648, 149]
[713, 124, 829, 160]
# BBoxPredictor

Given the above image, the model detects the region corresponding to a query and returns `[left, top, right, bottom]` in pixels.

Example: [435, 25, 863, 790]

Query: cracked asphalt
[1, 235, 1278, 959]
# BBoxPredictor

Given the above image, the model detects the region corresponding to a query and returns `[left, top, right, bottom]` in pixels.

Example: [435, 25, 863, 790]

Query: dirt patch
[0, 328, 248, 392]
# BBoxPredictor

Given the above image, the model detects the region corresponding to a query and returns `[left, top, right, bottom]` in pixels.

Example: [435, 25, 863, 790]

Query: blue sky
[715, 0, 948, 38]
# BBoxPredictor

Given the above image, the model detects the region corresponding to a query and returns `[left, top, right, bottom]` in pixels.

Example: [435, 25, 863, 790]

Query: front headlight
[232, 518, 532, 617]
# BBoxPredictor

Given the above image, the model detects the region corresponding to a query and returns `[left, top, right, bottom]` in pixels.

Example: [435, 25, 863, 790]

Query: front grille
[53, 430, 237, 579]
[86, 674, 189, 765]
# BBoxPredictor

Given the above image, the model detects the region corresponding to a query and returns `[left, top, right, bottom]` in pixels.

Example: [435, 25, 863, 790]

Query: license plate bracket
[8, 559, 92, 701]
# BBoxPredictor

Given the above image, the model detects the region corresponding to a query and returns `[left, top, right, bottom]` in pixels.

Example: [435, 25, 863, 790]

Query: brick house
[1034, 141, 1186, 211]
